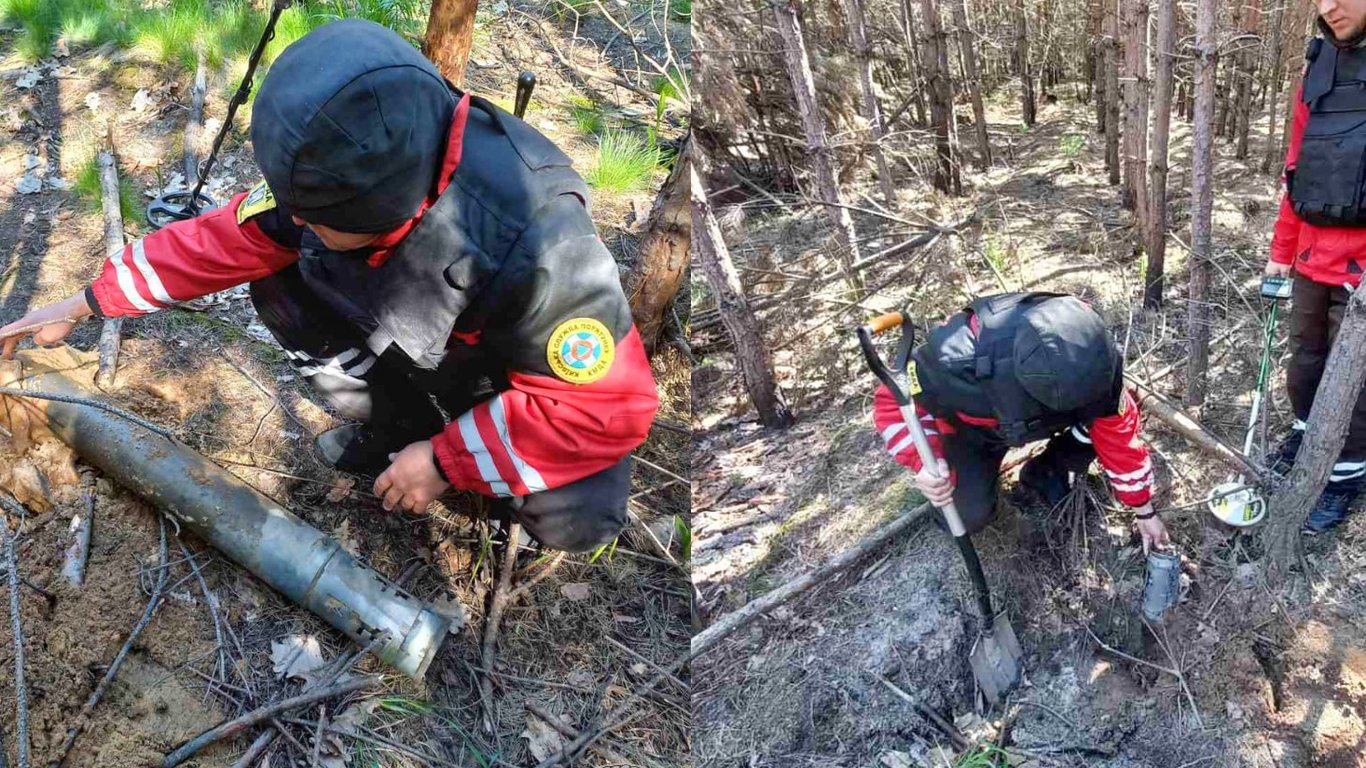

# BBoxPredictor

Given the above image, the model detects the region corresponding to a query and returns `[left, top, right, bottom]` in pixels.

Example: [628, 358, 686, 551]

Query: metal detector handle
[856, 313, 969, 537]
[514, 71, 536, 118]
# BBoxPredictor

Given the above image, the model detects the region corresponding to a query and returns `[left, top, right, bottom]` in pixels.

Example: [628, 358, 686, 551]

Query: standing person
[0, 20, 659, 552]
[872, 293, 1169, 551]
[1266, 0, 1366, 534]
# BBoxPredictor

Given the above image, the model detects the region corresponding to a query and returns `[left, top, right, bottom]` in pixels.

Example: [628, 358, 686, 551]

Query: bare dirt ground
[692, 88, 1366, 767]
[0, 3, 690, 766]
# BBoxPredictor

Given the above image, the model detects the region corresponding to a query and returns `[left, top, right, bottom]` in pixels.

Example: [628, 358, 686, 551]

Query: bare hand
[373, 440, 450, 514]
[1264, 259, 1291, 278]
[1133, 505, 1170, 555]
[0, 292, 94, 359]
[913, 458, 955, 508]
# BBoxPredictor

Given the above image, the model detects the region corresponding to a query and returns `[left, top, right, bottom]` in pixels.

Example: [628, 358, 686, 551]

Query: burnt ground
[0, 3, 690, 767]
[692, 87, 1366, 767]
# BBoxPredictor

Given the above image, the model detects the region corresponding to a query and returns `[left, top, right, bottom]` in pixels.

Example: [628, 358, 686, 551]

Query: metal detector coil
[1206, 481, 1266, 527]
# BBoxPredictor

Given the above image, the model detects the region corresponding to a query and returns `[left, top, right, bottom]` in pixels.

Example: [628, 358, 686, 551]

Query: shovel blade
[969, 612, 1023, 704]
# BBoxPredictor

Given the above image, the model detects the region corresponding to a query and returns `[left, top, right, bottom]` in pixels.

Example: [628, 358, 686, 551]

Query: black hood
[250, 19, 457, 233]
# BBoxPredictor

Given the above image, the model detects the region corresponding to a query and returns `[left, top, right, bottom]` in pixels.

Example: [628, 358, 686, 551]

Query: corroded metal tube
[2, 356, 449, 678]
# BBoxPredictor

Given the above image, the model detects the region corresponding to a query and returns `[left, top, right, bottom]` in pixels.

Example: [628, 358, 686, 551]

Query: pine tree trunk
[773, 0, 863, 286]
[919, 0, 962, 195]
[692, 155, 794, 429]
[902, 0, 930, 127]
[952, 0, 991, 169]
[1234, 0, 1263, 159]
[628, 138, 691, 356]
[1260, 0, 1288, 174]
[1121, 0, 1150, 229]
[1017, 0, 1036, 126]
[1092, 0, 1106, 131]
[1103, 0, 1121, 186]
[1264, 286, 1366, 578]
[424, 0, 479, 86]
[1187, 0, 1218, 406]
[844, 0, 896, 203]
[1145, 0, 1175, 309]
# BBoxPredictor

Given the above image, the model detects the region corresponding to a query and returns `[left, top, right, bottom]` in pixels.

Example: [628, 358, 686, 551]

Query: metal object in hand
[1260, 275, 1292, 300]
[1141, 549, 1181, 622]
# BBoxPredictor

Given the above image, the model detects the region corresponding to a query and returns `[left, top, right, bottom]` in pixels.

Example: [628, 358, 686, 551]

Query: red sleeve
[429, 328, 658, 497]
[88, 191, 298, 317]
[872, 384, 954, 481]
[1270, 82, 1308, 266]
[1086, 388, 1153, 508]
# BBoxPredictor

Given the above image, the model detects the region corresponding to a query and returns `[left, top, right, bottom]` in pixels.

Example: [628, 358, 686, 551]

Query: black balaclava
[250, 19, 457, 234]
[1013, 296, 1120, 413]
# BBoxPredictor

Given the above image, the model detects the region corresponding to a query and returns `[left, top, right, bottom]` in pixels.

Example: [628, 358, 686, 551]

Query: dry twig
[1, 496, 31, 768]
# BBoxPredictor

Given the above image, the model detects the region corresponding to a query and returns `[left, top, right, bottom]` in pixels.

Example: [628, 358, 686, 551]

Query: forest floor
[692, 90, 1366, 768]
[0, 2, 690, 767]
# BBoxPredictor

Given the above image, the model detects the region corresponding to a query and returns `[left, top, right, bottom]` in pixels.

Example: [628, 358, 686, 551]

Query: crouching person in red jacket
[1265, 4, 1366, 535]
[0, 21, 658, 552]
[873, 293, 1169, 552]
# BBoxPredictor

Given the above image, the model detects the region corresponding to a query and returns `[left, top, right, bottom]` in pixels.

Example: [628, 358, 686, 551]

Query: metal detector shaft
[1, 355, 450, 678]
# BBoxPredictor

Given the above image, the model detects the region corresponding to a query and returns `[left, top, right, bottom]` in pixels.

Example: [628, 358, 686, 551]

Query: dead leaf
[878, 752, 916, 768]
[15, 69, 40, 90]
[521, 712, 566, 761]
[331, 519, 360, 556]
[560, 582, 592, 601]
[131, 89, 152, 113]
[326, 477, 355, 503]
[270, 635, 327, 681]
[83, 92, 100, 112]
[15, 173, 41, 195]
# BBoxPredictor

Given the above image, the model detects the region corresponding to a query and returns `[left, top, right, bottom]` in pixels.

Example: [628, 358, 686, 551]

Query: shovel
[857, 310, 1024, 705]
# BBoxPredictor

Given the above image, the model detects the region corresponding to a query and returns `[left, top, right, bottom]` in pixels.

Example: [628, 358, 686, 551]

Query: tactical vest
[911, 293, 1122, 446]
[1288, 37, 1366, 227]
[295, 94, 592, 370]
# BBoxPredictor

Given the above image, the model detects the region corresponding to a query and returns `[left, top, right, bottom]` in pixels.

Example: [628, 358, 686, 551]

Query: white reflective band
[1071, 425, 1093, 444]
[488, 396, 548, 493]
[130, 240, 174, 305]
[1293, 420, 1308, 431]
[1333, 460, 1366, 472]
[457, 409, 512, 497]
[888, 434, 916, 456]
[287, 348, 376, 383]
[882, 423, 907, 444]
[1105, 459, 1153, 482]
[346, 354, 377, 377]
[1330, 467, 1366, 482]
[109, 244, 157, 312]
[1110, 478, 1151, 492]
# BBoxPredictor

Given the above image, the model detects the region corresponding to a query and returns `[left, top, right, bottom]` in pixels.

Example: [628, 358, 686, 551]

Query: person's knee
[509, 457, 631, 552]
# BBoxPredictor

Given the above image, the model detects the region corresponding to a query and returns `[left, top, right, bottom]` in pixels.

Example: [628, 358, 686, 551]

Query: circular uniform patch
[547, 318, 615, 384]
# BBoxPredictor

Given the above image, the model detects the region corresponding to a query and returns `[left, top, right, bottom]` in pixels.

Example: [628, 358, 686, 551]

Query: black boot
[1267, 427, 1305, 478]
[1019, 455, 1071, 510]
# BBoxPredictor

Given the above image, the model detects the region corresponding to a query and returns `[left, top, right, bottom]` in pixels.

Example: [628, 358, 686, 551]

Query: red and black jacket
[86, 95, 658, 498]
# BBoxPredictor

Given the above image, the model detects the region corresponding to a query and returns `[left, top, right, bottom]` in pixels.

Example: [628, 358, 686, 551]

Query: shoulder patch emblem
[547, 318, 615, 384]
[236, 181, 277, 224]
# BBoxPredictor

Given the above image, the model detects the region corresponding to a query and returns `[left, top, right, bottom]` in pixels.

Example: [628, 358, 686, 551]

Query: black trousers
[1287, 275, 1366, 482]
[249, 264, 630, 552]
[943, 425, 1097, 534]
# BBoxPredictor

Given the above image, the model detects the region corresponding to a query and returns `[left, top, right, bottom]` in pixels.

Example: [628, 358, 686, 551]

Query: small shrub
[569, 96, 605, 136]
[586, 130, 660, 192]
[669, 0, 691, 20]
[73, 154, 140, 226]
[1059, 132, 1086, 157]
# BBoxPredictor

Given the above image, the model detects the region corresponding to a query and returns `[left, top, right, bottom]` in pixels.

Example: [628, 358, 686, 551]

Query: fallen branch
[52, 514, 169, 767]
[874, 675, 969, 751]
[162, 675, 380, 767]
[1086, 626, 1202, 727]
[61, 493, 93, 588]
[605, 636, 688, 692]
[94, 137, 127, 389]
[1, 497, 31, 768]
[692, 503, 933, 657]
[479, 521, 521, 733]
[1127, 376, 1266, 483]
[507, 550, 566, 603]
[525, 702, 630, 765]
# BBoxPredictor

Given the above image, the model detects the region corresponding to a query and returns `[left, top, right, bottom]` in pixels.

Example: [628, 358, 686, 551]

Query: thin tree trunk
[1017, 0, 1036, 127]
[692, 156, 794, 429]
[1186, 0, 1218, 406]
[424, 0, 479, 86]
[629, 138, 691, 356]
[1234, 0, 1263, 159]
[1103, 1, 1121, 186]
[902, 0, 930, 127]
[1260, 0, 1288, 174]
[844, 0, 896, 203]
[1092, 0, 1106, 131]
[951, 0, 991, 169]
[1264, 286, 1366, 578]
[920, 0, 961, 195]
[1121, 0, 1150, 227]
[1145, 0, 1175, 309]
[773, 0, 863, 286]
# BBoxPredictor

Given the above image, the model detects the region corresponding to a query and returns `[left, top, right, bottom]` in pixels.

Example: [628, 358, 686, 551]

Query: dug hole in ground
[691, 88, 1366, 767]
